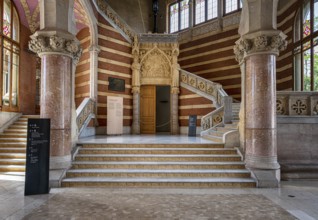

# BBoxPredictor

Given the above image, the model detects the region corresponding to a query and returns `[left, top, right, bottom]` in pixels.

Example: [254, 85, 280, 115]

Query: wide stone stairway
[62, 142, 256, 188]
[0, 115, 37, 173]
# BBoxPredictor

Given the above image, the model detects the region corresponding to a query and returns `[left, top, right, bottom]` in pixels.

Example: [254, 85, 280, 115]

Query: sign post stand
[25, 118, 50, 196]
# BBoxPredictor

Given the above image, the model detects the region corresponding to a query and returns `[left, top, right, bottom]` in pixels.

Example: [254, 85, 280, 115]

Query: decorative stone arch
[140, 46, 172, 86]
[131, 34, 180, 134]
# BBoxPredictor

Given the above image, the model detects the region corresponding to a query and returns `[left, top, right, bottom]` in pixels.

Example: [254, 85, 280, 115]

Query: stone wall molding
[234, 31, 287, 64]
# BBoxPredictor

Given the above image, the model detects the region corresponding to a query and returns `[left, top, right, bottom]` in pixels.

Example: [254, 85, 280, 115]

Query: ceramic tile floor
[0, 172, 317, 220]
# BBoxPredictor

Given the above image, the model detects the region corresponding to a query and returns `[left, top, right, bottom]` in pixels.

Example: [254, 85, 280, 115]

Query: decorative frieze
[223, 12, 241, 28]
[276, 92, 318, 116]
[95, 0, 135, 42]
[29, 34, 83, 62]
[139, 33, 178, 43]
[234, 32, 287, 63]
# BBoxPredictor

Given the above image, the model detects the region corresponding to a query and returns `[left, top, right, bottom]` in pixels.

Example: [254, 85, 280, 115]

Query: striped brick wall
[97, 16, 133, 129]
[179, 87, 215, 130]
[179, 26, 241, 100]
[75, 28, 91, 107]
[276, 0, 298, 91]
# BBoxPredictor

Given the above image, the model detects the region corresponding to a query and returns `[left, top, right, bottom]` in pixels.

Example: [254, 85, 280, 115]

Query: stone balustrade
[179, 69, 232, 132]
[276, 91, 318, 116]
[76, 98, 96, 134]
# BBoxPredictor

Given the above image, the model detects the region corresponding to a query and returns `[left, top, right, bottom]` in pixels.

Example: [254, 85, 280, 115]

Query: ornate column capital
[132, 87, 140, 94]
[29, 32, 83, 63]
[89, 45, 101, 53]
[234, 31, 287, 64]
[171, 87, 180, 95]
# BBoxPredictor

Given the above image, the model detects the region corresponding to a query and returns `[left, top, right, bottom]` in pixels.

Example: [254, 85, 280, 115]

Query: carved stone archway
[131, 34, 180, 134]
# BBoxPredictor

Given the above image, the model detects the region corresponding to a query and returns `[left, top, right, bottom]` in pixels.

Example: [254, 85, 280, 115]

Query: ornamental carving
[29, 34, 82, 62]
[276, 99, 286, 115]
[234, 33, 287, 63]
[313, 102, 318, 115]
[140, 49, 170, 79]
[291, 99, 307, 115]
[213, 114, 223, 124]
[96, 0, 135, 42]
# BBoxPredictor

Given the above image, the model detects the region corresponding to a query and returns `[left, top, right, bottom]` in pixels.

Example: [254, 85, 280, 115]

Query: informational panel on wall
[188, 115, 197, 137]
[107, 96, 123, 135]
[25, 119, 50, 196]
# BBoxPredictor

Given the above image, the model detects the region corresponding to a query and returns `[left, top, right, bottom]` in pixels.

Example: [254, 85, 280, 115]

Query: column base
[50, 154, 71, 169]
[250, 168, 281, 188]
[49, 155, 71, 188]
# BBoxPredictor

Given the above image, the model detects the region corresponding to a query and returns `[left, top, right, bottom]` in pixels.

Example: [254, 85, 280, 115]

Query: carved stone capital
[234, 31, 287, 64]
[171, 87, 180, 95]
[29, 33, 83, 63]
[132, 86, 140, 94]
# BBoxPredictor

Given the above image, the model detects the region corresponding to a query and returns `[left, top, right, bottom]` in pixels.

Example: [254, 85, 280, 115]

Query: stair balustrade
[179, 69, 232, 134]
[76, 98, 96, 135]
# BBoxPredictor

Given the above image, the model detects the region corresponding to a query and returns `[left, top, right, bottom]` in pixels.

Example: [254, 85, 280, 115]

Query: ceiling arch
[12, 0, 89, 33]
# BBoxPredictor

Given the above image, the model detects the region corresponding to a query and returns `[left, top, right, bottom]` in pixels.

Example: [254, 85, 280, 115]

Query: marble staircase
[0, 115, 38, 172]
[62, 142, 256, 188]
[201, 102, 241, 143]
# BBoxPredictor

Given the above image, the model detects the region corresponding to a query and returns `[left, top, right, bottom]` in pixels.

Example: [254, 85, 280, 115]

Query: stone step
[8, 125, 27, 130]
[21, 115, 40, 119]
[0, 165, 25, 172]
[201, 135, 223, 143]
[4, 129, 27, 134]
[215, 127, 235, 133]
[0, 148, 26, 153]
[71, 161, 246, 170]
[0, 143, 26, 148]
[0, 153, 26, 159]
[0, 138, 26, 143]
[207, 130, 225, 137]
[224, 124, 238, 129]
[0, 134, 27, 138]
[81, 143, 224, 149]
[78, 148, 237, 155]
[75, 154, 242, 162]
[61, 177, 256, 188]
[65, 169, 252, 178]
[13, 121, 28, 126]
[0, 159, 26, 165]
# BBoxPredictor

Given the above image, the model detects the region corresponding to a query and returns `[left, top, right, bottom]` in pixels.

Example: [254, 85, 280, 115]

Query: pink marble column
[41, 55, 72, 158]
[245, 54, 279, 170]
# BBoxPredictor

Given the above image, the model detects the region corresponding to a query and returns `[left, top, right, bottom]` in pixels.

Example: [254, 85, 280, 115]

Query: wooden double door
[140, 85, 170, 134]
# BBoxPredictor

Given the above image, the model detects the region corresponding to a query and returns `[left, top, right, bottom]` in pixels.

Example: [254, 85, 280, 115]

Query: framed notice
[25, 119, 50, 196]
[107, 96, 123, 135]
[108, 77, 125, 92]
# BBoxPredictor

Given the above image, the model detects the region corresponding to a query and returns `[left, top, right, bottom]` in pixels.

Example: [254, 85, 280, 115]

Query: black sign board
[188, 115, 197, 137]
[25, 119, 50, 196]
[108, 77, 125, 92]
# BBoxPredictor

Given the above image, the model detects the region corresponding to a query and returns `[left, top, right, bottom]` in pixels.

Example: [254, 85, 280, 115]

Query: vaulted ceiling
[12, 0, 89, 33]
